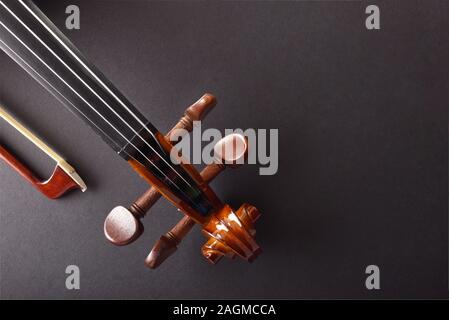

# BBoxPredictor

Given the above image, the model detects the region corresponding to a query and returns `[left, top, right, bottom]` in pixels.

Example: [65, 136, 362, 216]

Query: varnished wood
[202, 204, 261, 264]
[145, 162, 227, 269]
[104, 206, 144, 246]
[145, 134, 250, 268]
[104, 93, 261, 268]
[201, 204, 261, 263]
[131, 94, 217, 218]
[0, 144, 80, 199]
[145, 215, 195, 269]
[166, 93, 216, 143]
[0, 105, 86, 192]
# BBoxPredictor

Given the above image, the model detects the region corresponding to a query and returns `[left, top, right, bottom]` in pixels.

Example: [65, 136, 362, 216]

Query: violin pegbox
[146, 131, 261, 268]
[104, 93, 261, 268]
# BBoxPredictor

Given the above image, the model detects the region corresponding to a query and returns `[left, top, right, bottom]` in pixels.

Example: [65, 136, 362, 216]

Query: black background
[0, 0, 447, 299]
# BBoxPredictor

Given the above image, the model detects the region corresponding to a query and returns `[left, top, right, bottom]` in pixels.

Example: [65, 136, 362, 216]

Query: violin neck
[0, 0, 221, 216]
[0, 0, 153, 153]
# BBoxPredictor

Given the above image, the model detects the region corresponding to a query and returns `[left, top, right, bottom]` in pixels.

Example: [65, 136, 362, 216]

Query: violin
[0, 0, 260, 267]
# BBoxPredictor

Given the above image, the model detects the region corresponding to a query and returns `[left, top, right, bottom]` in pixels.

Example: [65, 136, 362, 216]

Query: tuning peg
[145, 215, 196, 269]
[145, 133, 249, 269]
[104, 93, 216, 246]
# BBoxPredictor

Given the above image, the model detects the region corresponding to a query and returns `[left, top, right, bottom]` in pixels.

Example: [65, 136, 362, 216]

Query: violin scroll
[202, 204, 261, 264]
[145, 133, 253, 268]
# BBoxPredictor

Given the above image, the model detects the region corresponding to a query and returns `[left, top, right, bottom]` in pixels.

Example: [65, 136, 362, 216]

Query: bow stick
[0, 105, 86, 199]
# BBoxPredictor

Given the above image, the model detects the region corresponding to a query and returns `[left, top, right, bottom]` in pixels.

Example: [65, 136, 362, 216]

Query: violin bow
[0, 0, 260, 265]
[0, 104, 86, 198]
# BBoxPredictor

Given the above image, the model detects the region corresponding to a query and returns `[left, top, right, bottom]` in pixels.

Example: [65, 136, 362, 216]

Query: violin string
[0, 37, 121, 151]
[0, 39, 120, 148]
[0, 22, 196, 205]
[4, 0, 195, 191]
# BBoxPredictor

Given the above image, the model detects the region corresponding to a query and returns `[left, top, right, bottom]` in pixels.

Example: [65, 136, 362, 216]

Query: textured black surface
[0, 0, 447, 299]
